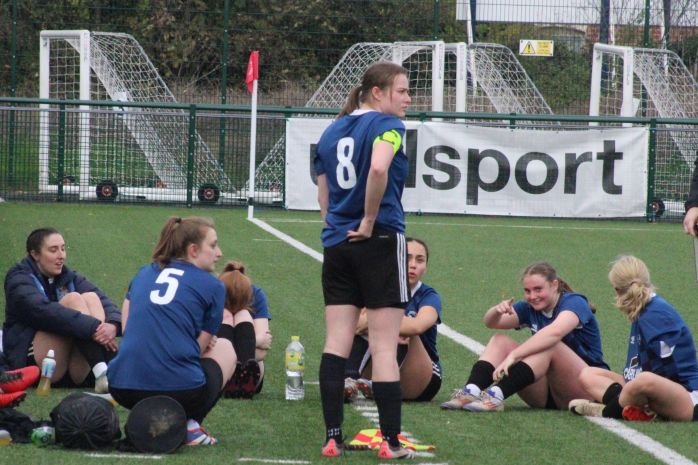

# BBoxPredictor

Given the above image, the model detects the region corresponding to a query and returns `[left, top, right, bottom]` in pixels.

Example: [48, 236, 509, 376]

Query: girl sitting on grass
[441, 261, 608, 413]
[569, 255, 698, 422]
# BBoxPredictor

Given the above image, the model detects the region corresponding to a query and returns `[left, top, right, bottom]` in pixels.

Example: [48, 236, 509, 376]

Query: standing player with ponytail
[314, 61, 414, 459]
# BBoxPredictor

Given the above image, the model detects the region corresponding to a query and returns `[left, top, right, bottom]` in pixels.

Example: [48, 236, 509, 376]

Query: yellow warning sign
[519, 40, 554, 57]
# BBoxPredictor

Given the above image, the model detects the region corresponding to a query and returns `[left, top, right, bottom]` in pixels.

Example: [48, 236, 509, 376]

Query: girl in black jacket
[3, 228, 121, 393]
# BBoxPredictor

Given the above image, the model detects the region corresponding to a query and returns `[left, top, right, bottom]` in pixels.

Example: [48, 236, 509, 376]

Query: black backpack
[50, 393, 121, 449]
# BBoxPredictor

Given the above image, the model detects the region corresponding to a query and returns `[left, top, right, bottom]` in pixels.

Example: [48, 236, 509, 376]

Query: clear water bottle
[285, 335, 305, 400]
[36, 349, 56, 397]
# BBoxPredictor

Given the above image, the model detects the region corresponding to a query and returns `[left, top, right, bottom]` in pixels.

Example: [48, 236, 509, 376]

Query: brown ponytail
[338, 61, 408, 117]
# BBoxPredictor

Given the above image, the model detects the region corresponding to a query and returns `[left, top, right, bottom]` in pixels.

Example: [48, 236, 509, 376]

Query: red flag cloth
[246, 50, 259, 94]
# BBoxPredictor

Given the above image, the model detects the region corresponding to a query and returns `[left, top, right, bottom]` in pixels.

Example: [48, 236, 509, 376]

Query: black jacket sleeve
[4, 266, 101, 340]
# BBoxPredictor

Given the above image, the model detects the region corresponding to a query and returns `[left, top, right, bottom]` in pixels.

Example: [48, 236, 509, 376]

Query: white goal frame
[589, 42, 698, 165]
[39, 29, 232, 202]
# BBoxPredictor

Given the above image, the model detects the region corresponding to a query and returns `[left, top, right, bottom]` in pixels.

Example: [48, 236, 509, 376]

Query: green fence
[0, 96, 694, 221]
[2, 1, 698, 114]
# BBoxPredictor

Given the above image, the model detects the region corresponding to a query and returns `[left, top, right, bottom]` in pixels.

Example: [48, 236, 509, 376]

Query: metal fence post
[57, 104, 66, 202]
[8, 0, 18, 184]
[187, 105, 197, 208]
[432, 0, 440, 40]
[219, 0, 231, 166]
[646, 118, 657, 221]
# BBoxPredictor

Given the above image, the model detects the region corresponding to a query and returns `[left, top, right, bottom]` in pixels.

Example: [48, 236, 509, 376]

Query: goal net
[589, 43, 698, 216]
[466, 43, 554, 118]
[39, 30, 231, 202]
[260, 41, 552, 197]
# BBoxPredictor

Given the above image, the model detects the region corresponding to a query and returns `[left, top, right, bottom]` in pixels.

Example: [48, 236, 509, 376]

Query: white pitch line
[588, 418, 696, 465]
[249, 217, 695, 465]
[239, 458, 311, 464]
[437, 323, 484, 355]
[249, 218, 323, 262]
[261, 217, 674, 234]
[85, 453, 162, 459]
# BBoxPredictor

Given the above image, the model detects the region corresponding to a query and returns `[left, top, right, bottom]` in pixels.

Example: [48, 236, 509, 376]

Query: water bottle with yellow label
[284, 336, 305, 400]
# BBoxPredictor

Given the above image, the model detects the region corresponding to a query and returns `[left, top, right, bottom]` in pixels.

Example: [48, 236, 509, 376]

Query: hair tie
[174, 217, 182, 224]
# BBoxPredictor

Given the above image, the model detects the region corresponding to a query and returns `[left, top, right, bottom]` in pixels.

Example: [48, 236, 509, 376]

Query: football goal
[39, 30, 231, 202]
[589, 42, 698, 216]
[256, 41, 553, 199]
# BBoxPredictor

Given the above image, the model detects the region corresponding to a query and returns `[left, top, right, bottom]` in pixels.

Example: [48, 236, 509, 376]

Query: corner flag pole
[246, 51, 259, 220]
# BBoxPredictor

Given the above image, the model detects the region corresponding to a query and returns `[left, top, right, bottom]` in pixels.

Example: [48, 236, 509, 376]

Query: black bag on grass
[125, 396, 186, 454]
[50, 393, 121, 449]
[0, 408, 42, 443]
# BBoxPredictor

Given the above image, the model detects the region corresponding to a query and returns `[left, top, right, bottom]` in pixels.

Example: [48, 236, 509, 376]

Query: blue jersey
[314, 110, 408, 247]
[513, 292, 608, 369]
[108, 260, 225, 391]
[624, 294, 698, 391]
[252, 285, 271, 320]
[405, 282, 442, 365]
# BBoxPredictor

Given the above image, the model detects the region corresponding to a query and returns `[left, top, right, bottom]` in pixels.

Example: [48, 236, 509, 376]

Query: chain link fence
[2, 1, 697, 112]
[1, 1, 697, 219]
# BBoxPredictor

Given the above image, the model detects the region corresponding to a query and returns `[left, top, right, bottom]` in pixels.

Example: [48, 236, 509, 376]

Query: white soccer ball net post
[39, 30, 231, 201]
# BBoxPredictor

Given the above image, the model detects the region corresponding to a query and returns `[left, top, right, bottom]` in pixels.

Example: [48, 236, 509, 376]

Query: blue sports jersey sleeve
[634, 296, 698, 386]
[406, 283, 442, 364]
[557, 294, 593, 325]
[201, 280, 225, 335]
[512, 300, 530, 328]
[252, 285, 271, 319]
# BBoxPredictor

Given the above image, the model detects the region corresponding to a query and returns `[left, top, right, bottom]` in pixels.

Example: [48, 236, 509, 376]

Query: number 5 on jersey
[150, 268, 184, 305]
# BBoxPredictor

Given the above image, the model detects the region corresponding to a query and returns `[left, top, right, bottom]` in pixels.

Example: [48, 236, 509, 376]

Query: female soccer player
[108, 216, 237, 445]
[3, 227, 120, 393]
[218, 260, 271, 399]
[345, 237, 443, 402]
[569, 255, 698, 421]
[441, 261, 607, 412]
[314, 61, 414, 459]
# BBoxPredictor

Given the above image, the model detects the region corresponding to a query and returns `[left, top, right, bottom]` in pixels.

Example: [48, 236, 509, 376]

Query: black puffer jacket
[2, 257, 121, 369]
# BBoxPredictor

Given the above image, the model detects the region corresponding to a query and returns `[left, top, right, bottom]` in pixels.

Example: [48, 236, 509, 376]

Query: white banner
[285, 118, 649, 218]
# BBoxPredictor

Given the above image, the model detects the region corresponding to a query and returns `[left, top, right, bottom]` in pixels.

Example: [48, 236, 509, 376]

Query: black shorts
[322, 230, 409, 309]
[110, 358, 224, 424]
[411, 361, 443, 402]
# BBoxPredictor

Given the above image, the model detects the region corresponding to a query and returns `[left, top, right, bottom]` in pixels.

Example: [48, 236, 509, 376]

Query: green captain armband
[373, 129, 402, 155]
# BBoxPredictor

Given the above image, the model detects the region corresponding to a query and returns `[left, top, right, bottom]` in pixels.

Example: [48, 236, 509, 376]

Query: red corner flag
[246, 51, 259, 94]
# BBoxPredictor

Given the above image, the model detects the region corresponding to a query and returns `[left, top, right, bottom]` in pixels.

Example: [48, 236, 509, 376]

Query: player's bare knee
[59, 292, 88, 311]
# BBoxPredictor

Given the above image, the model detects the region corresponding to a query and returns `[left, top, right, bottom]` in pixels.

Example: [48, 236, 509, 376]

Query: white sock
[464, 384, 481, 396]
[92, 362, 108, 379]
[187, 419, 200, 430]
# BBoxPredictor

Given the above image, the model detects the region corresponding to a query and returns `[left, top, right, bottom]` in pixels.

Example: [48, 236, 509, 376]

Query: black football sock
[373, 381, 402, 448]
[345, 335, 369, 379]
[232, 321, 256, 363]
[601, 382, 623, 419]
[73, 339, 107, 368]
[217, 324, 235, 344]
[396, 343, 409, 367]
[465, 360, 496, 390]
[320, 353, 346, 443]
[495, 361, 535, 399]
